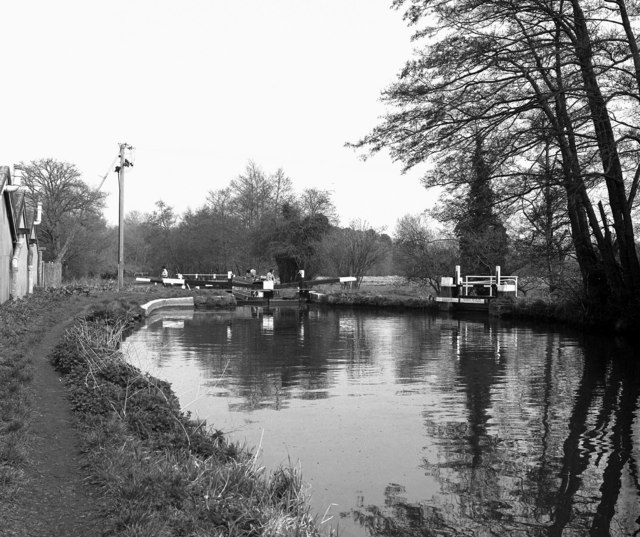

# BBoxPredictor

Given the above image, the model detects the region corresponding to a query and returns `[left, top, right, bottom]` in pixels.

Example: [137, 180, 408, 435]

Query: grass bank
[51, 300, 327, 536]
[319, 276, 635, 332]
[0, 286, 331, 537]
[313, 277, 440, 311]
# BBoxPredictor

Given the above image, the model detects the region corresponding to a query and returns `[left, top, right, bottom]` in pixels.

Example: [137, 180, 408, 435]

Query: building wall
[0, 199, 12, 304]
[13, 239, 29, 298]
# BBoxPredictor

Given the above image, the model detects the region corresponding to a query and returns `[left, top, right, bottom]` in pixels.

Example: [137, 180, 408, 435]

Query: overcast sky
[2, 0, 436, 234]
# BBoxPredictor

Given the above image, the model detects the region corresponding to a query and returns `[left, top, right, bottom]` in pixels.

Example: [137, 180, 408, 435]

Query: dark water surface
[124, 306, 640, 536]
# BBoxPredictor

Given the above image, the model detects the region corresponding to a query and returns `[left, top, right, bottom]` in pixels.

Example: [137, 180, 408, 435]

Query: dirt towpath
[1, 297, 107, 537]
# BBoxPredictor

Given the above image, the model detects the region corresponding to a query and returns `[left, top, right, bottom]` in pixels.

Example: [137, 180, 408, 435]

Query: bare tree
[124, 211, 154, 273]
[19, 158, 106, 264]
[394, 214, 458, 294]
[319, 220, 389, 287]
[149, 201, 179, 270]
[206, 187, 234, 218]
[229, 161, 273, 230]
[270, 168, 295, 223]
[299, 188, 339, 225]
[353, 0, 640, 324]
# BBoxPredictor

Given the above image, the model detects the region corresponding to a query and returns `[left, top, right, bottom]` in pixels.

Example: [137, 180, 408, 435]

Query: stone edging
[140, 297, 195, 316]
[308, 291, 328, 303]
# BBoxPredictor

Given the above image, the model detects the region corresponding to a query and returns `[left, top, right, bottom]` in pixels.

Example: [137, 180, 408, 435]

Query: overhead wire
[96, 154, 119, 191]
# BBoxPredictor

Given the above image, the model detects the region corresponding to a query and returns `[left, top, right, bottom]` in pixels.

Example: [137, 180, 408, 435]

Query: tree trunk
[569, 0, 640, 320]
[543, 53, 607, 314]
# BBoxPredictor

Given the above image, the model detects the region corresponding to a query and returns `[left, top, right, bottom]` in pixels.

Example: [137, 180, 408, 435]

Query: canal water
[123, 305, 640, 537]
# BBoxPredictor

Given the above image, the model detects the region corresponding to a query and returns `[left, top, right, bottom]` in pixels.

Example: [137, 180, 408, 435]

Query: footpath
[1, 298, 105, 537]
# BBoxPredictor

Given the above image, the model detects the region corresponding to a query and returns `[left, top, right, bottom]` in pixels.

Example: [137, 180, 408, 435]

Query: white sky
[2, 0, 436, 235]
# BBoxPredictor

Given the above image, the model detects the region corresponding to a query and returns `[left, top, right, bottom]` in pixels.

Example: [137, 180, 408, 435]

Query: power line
[96, 155, 119, 191]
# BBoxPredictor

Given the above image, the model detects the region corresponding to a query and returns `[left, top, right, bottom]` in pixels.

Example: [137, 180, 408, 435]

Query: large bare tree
[319, 220, 389, 287]
[299, 188, 339, 225]
[229, 161, 274, 230]
[19, 158, 106, 264]
[354, 0, 640, 326]
[394, 213, 458, 293]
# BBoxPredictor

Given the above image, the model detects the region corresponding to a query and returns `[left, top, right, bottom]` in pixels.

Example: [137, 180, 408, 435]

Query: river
[123, 305, 640, 537]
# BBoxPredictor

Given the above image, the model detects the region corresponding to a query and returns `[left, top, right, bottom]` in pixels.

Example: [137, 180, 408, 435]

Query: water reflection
[124, 307, 640, 537]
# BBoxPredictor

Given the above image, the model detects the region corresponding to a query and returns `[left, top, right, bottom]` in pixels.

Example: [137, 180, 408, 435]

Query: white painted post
[27, 243, 36, 294]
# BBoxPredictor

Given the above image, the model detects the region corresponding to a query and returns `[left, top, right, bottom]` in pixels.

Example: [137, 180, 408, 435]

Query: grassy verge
[50, 297, 329, 536]
[314, 279, 440, 310]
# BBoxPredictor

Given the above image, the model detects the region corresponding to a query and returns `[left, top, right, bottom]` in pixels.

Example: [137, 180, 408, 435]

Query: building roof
[1, 166, 18, 242]
[10, 189, 26, 226]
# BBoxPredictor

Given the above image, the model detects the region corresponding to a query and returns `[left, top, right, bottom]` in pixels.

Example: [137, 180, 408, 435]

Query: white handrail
[460, 274, 518, 297]
[180, 273, 231, 280]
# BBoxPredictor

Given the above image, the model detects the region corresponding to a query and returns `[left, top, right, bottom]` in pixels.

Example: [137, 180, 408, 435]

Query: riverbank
[0, 286, 330, 537]
[317, 278, 635, 333]
[311, 278, 439, 310]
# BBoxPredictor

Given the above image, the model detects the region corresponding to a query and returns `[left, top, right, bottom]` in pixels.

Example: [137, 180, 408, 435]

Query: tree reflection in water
[348, 328, 640, 537]
[129, 308, 639, 536]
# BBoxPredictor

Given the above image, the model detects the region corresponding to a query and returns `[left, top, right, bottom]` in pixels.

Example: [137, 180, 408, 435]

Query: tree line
[19, 159, 398, 285]
[19, 148, 628, 310]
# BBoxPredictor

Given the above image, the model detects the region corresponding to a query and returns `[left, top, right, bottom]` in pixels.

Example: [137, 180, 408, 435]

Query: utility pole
[116, 143, 133, 291]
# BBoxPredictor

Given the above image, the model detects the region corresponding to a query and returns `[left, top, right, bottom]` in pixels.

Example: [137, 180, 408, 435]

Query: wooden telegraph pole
[116, 143, 133, 291]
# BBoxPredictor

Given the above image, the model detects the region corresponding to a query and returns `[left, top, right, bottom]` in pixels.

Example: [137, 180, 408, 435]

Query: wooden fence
[40, 262, 62, 288]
